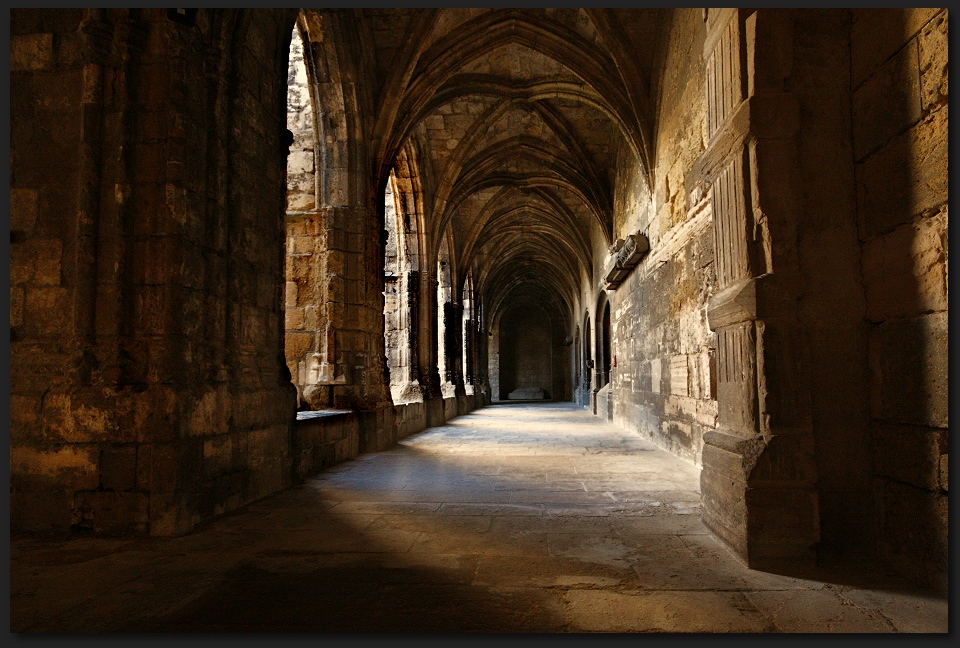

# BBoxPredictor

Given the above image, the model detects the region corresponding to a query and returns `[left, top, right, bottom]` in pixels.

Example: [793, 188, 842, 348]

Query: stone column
[692, 9, 819, 569]
[463, 318, 474, 385]
[418, 273, 445, 426]
[444, 301, 470, 414]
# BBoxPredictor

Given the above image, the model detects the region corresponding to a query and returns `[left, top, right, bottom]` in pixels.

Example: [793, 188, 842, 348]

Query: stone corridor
[10, 404, 947, 633]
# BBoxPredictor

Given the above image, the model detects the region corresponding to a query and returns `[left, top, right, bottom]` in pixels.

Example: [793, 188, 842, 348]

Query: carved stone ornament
[602, 232, 650, 288]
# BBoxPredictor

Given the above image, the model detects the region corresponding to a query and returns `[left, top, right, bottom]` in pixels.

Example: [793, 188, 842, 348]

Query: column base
[701, 429, 819, 571]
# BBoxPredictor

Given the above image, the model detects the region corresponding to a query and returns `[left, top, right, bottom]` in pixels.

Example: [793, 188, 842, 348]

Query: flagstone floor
[10, 403, 948, 633]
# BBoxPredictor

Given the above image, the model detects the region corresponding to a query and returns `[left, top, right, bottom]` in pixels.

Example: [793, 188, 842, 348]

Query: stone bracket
[602, 232, 650, 289]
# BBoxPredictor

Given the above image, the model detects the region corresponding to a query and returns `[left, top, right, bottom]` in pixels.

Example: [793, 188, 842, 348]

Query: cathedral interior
[8, 8, 949, 632]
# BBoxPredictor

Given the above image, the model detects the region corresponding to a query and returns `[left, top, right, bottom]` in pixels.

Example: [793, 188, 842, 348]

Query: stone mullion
[697, 8, 819, 568]
[450, 302, 469, 413]
[442, 302, 456, 384]
[363, 207, 393, 411]
[419, 273, 445, 425]
[464, 318, 475, 386]
[422, 275, 442, 395]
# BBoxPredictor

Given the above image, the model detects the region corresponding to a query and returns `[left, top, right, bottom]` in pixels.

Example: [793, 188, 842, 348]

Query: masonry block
[41, 392, 123, 444]
[74, 491, 149, 535]
[745, 487, 819, 567]
[247, 425, 290, 462]
[852, 39, 921, 161]
[850, 8, 940, 89]
[25, 286, 72, 336]
[872, 423, 946, 492]
[10, 445, 100, 490]
[862, 211, 947, 322]
[133, 386, 180, 444]
[918, 11, 948, 110]
[869, 312, 947, 427]
[10, 239, 63, 285]
[285, 331, 315, 361]
[857, 107, 947, 238]
[877, 478, 948, 580]
[10, 187, 39, 233]
[10, 33, 53, 72]
[11, 489, 73, 532]
[145, 444, 178, 494]
[10, 394, 40, 436]
[101, 445, 138, 491]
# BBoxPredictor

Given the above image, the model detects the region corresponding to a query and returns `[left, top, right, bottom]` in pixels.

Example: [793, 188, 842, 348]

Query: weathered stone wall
[11, 9, 95, 532]
[292, 412, 360, 480]
[10, 8, 299, 535]
[604, 9, 716, 464]
[285, 211, 331, 407]
[851, 8, 948, 589]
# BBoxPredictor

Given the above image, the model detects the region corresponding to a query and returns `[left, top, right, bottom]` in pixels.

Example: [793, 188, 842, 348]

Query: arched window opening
[282, 16, 340, 411]
[285, 24, 315, 214]
[383, 174, 403, 401]
[283, 20, 323, 409]
[383, 153, 426, 404]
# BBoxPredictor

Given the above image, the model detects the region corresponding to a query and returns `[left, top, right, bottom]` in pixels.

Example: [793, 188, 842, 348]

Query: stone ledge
[295, 409, 352, 421]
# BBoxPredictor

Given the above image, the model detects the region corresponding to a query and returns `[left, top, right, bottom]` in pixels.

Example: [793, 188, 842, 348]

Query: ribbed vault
[334, 7, 661, 334]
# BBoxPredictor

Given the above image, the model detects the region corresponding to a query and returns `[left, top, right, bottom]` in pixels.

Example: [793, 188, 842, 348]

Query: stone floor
[9, 403, 948, 633]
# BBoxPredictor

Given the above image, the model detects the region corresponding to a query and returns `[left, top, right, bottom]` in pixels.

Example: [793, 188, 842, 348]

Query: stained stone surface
[10, 403, 946, 633]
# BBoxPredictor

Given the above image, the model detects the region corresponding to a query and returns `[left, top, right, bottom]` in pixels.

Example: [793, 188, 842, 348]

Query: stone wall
[285, 211, 333, 408]
[10, 8, 300, 535]
[851, 8, 948, 589]
[604, 9, 716, 464]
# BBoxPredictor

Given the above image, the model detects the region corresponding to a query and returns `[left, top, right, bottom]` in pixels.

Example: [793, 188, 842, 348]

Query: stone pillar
[463, 318, 479, 407]
[692, 9, 819, 569]
[418, 273, 445, 426]
[488, 321, 501, 402]
[444, 301, 470, 414]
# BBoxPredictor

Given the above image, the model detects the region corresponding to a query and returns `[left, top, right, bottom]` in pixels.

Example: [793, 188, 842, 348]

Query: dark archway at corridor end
[490, 285, 571, 403]
[499, 303, 553, 400]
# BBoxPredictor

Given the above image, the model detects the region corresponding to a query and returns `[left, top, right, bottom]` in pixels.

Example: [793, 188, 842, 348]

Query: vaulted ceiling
[306, 8, 667, 322]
